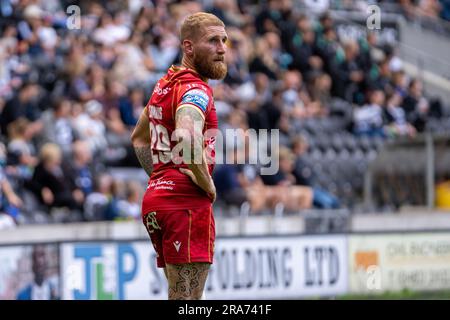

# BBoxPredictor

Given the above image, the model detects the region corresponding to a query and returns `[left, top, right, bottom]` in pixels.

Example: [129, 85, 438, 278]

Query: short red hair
[180, 12, 225, 42]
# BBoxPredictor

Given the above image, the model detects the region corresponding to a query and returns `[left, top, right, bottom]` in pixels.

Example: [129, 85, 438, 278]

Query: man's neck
[181, 57, 208, 83]
[181, 56, 196, 72]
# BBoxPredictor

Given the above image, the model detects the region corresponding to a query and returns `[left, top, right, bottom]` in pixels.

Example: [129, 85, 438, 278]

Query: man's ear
[183, 40, 194, 56]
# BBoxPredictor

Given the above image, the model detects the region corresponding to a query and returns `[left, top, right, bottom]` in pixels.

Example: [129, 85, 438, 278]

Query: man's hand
[72, 189, 85, 203]
[42, 187, 54, 205]
[179, 168, 216, 203]
[7, 193, 23, 208]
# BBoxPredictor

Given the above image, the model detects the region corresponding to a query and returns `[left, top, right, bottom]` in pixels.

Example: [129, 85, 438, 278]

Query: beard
[193, 50, 227, 80]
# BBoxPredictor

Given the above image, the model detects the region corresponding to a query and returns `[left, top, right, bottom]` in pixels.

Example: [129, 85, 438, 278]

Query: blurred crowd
[0, 0, 448, 228]
[319, 0, 450, 21]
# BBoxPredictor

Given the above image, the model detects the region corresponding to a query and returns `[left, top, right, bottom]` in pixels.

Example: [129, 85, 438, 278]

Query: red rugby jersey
[141, 65, 218, 212]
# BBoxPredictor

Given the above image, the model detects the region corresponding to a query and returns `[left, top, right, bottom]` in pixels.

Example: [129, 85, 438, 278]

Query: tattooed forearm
[134, 145, 153, 177]
[175, 106, 205, 164]
[131, 108, 152, 177]
[175, 105, 215, 197]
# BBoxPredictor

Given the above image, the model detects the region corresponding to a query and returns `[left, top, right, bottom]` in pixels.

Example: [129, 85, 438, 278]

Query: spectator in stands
[418, 0, 443, 19]
[41, 98, 78, 155]
[62, 140, 95, 203]
[281, 70, 313, 119]
[249, 35, 279, 80]
[213, 146, 249, 207]
[384, 45, 404, 73]
[26, 143, 83, 215]
[291, 135, 340, 209]
[261, 146, 314, 211]
[332, 40, 364, 102]
[84, 173, 114, 221]
[117, 180, 142, 220]
[0, 142, 22, 227]
[353, 89, 386, 137]
[278, 113, 295, 147]
[71, 100, 108, 155]
[254, 0, 284, 35]
[69, 62, 106, 103]
[223, 33, 250, 86]
[100, 80, 132, 148]
[208, 0, 250, 28]
[383, 91, 417, 137]
[237, 161, 270, 213]
[111, 30, 155, 87]
[402, 78, 430, 132]
[289, 28, 323, 75]
[147, 32, 179, 73]
[119, 86, 145, 127]
[304, 0, 330, 14]
[441, 0, 450, 20]
[102, 178, 123, 221]
[6, 117, 38, 179]
[245, 73, 278, 131]
[0, 25, 19, 98]
[371, 58, 393, 94]
[315, 26, 341, 76]
[308, 71, 333, 116]
[216, 142, 289, 213]
[391, 70, 409, 98]
[0, 80, 43, 137]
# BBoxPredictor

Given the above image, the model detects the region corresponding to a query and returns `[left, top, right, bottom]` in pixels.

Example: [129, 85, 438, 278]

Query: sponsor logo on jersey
[153, 82, 172, 96]
[149, 179, 176, 190]
[149, 105, 163, 119]
[181, 89, 209, 112]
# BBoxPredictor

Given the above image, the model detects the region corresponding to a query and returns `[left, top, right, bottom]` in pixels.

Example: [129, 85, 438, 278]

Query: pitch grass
[337, 289, 450, 300]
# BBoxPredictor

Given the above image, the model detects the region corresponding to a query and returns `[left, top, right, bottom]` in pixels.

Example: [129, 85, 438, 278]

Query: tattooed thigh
[166, 263, 210, 300]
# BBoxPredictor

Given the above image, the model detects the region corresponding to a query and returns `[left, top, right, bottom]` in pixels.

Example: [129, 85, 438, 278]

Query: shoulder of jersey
[180, 88, 211, 113]
[170, 67, 212, 90]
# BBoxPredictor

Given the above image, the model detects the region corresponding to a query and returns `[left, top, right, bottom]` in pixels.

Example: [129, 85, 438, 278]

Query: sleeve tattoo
[131, 108, 153, 177]
[175, 106, 205, 164]
[134, 145, 153, 177]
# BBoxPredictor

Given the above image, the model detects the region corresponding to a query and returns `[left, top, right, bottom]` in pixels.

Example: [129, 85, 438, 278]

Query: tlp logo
[66, 244, 138, 300]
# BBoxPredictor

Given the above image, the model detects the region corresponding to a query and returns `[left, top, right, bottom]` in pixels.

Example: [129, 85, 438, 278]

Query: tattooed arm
[175, 105, 216, 202]
[131, 107, 153, 177]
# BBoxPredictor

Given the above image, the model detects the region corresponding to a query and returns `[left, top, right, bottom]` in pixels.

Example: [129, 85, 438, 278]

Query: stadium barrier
[364, 133, 450, 210]
[349, 232, 450, 293]
[59, 235, 348, 300]
[2, 213, 450, 299]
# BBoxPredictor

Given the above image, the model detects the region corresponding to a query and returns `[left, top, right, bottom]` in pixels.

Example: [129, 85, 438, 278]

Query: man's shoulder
[166, 66, 211, 90]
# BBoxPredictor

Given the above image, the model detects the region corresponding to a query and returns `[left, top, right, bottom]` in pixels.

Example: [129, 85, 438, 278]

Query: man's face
[32, 247, 47, 285]
[192, 25, 228, 80]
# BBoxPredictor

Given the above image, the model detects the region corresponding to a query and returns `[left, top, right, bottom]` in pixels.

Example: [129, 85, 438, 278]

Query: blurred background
[0, 0, 450, 300]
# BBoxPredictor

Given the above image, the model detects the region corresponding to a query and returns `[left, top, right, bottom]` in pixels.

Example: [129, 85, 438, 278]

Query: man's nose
[217, 41, 226, 54]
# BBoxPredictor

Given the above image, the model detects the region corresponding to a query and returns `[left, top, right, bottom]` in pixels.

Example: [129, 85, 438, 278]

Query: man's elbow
[130, 129, 139, 145]
[131, 129, 148, 146]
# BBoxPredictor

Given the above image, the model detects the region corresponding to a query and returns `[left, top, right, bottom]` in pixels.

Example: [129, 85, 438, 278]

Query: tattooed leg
[166, 263, 210, 300]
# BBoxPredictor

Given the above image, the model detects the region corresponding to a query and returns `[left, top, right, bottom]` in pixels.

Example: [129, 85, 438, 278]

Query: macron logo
[173, 241, 182, 252]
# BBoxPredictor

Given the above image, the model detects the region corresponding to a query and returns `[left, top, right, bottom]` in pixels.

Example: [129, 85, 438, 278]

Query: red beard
[193, 51, 227, 80]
